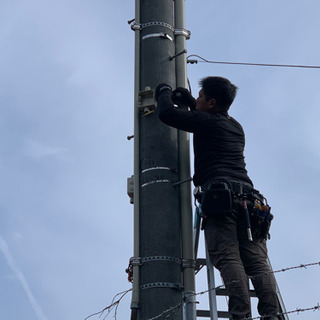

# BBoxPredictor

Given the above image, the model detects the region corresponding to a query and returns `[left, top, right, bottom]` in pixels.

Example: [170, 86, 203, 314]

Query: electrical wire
[187, 54, 320, 69]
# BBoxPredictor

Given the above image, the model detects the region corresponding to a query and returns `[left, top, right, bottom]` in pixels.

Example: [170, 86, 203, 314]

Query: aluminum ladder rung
[197, 310, 229, 318]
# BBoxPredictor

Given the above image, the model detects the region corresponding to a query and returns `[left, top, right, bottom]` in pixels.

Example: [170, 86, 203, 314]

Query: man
[155, 77, 280, 320]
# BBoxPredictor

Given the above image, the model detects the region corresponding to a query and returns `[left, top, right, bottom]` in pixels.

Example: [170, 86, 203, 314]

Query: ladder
[193, 207, 289, 320]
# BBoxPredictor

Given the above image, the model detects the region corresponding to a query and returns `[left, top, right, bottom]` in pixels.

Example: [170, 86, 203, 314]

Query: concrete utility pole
[128, 0, 195, 319]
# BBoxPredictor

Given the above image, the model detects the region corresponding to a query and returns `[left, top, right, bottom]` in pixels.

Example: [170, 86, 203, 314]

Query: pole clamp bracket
[130, 22, 141, 31]
[138, 87, 156, 111]
[130, 21, 175, 33]
[126, 257, 142, 283]
[181, 259, 196, 269]
[129, 20, 191, 40]
[174, 28, 191, 40]
[129, 257, 142, 266]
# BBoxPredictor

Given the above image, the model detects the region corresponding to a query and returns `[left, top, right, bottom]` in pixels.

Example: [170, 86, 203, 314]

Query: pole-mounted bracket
[174, 28, 191, 40]
[127, 175, 134, 204]
[138, 87, 156, 112]
[129, 257, 142, 266]
[129, 20, 191, 40]
[181, 259, 196, 269]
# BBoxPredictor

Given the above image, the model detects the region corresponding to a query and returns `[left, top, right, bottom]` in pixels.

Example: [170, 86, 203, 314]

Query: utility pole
[128, 0, 195, 319]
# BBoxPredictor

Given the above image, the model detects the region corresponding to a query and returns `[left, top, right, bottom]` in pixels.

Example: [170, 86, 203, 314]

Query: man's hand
[155, 83, 172, 101]
[172, 87, 196, 110]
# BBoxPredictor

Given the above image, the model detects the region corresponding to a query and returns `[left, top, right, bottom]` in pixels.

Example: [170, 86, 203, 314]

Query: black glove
[155, 83, 172, 101]
[172, 87, 196, 110]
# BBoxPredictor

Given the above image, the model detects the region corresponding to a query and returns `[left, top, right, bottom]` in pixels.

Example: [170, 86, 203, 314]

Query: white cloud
[22, 138, 68, 160]
[11, 232, 23, 242]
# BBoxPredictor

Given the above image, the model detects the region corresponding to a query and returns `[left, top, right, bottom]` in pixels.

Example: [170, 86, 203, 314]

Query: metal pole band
[140, 282, 183, 291]
[141, 21, 175, 32]
[141, 179, 174, 188]
[142, 33, 173, 41]
[141, 256, 182, 265]
[141, 167, 176, 173]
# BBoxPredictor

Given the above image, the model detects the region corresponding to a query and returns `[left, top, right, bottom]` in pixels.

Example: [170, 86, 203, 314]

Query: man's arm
[156, 84, 209, 133]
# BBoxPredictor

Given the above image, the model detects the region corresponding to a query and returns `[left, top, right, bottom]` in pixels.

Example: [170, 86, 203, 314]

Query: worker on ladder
[155, 77, 281, 320]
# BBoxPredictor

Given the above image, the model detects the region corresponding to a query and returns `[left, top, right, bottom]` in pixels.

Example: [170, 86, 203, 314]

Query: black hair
[199, 76, 238, 111]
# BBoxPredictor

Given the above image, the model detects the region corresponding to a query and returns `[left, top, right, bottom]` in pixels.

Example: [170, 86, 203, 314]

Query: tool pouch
[250, 197, 274, 240]
[201, 182, 233, 218]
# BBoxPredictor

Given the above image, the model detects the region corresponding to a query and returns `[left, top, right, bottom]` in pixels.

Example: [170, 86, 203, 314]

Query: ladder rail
[267, 257, 289, 320]
[193, 207, 289, 319]
[205, 239, 219, 320]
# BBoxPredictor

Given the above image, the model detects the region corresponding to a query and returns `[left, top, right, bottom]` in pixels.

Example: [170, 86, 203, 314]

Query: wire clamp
[187, 59, 198, 64]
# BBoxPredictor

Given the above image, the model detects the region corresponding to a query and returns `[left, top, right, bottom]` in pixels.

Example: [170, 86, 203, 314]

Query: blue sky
[0, 1, 319, 320]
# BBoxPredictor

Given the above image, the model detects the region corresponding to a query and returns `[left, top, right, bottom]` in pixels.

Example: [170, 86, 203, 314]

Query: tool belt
[199, 181, 233, 217]
[194, 177, 273, 240]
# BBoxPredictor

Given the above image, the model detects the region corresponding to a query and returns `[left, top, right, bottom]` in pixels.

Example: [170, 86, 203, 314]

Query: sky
[0, 1, 319, 320]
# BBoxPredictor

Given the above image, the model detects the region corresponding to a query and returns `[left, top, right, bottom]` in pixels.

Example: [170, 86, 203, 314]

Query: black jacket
[157, 89, 253, 187]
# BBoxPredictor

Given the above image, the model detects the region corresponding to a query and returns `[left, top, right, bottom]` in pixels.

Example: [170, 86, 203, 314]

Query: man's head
[196, 76, 238, 113]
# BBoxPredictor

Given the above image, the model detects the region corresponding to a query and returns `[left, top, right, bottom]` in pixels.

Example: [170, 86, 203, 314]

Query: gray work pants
[204, 199, 279, 319]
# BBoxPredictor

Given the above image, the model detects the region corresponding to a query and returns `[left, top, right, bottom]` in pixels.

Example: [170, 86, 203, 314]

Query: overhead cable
[187, 54, 320, 69]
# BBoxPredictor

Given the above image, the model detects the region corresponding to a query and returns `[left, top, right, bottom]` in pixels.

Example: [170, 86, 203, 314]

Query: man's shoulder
[225, 114, 243, 129]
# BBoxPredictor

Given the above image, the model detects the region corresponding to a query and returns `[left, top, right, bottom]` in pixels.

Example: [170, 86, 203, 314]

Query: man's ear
[208, 98, 217, 109]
